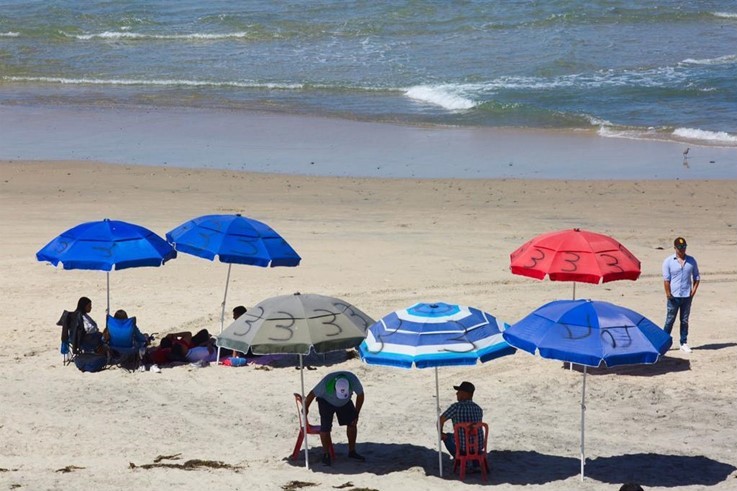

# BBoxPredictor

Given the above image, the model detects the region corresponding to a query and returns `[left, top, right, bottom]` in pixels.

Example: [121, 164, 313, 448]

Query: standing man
[305, 370, 365, 466]
[663, 237, 700, 353]
[438, 381, 483, 458]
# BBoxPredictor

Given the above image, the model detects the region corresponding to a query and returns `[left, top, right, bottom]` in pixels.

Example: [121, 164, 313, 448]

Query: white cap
[335, 377, 350, 400]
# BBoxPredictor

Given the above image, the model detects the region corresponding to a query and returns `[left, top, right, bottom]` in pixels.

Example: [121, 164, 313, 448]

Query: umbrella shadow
[586, 453, 737, 487]
[566, 355, 690, 377]
[694, 342, 737, 351]
[286, 444, 579, 484]
[256, 349, 355, 369]
[284, 442, 442, 476]
[489, 449, 579, 485]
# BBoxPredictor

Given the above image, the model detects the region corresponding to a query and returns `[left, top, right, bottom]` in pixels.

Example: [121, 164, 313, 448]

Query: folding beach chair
[58, 309, 104, 365]
[106, 315, 147, 371]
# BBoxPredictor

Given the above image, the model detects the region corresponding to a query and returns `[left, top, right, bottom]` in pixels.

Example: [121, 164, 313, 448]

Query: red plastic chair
[452, 422, 489, 481]
[290, 393, 335, 461]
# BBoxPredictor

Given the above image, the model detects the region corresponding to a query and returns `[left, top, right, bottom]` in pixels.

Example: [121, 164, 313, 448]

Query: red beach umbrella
[510, 228, 641, 294]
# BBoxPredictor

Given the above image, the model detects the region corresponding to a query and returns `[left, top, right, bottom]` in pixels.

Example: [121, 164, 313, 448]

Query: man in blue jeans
[662, 237, 700, 353]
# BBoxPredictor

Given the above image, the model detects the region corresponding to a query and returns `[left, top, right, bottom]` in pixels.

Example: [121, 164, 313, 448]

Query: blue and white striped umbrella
[359, 302, 516, 368]
[358, 302, 516, 476]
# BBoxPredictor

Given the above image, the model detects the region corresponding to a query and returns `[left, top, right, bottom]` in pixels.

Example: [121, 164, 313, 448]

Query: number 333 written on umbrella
[510, 228, 641, 294]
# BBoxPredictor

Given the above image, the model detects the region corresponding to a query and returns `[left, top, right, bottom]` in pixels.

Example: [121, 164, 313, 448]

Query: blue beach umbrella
[359, 302, 516, 476]
[503, 299, 672, 481]
[36, 218, 176, 315]
[166, 214, 301, 345]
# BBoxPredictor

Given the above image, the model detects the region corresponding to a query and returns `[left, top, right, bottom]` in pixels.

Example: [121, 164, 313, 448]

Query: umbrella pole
[580, 365, 587, 481]
[300, 354, 310, 469]
[216, 263, 233, 365]
[106, 271, 110, 318]
[570, 282, 576, 371]
[436, 366, 443, 478]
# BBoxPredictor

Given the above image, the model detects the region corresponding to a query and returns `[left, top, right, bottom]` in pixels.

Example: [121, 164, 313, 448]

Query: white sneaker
[680, 344, 692, 353]
[150, 364, 161, 373]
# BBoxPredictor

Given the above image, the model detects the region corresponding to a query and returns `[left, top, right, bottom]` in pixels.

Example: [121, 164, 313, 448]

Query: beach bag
[74, 352, 107, 373]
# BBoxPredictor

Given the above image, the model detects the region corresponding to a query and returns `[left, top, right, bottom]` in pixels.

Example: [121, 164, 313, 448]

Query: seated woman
[70, 296, 104, 353]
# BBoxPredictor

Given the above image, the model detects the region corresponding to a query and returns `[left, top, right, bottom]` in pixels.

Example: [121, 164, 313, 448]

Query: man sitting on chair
[304, 370, 365, 466]
[438, 381, 484, 458]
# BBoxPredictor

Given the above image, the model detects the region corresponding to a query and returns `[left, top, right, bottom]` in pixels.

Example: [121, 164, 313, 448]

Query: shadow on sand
[586, 453, 737, 487]
[693, 342, 737, 351]
[565, 355, 691, 377]
[286, 443, 580, 485]
[287, 445, 736, 487]
[255, 349, 355, 369]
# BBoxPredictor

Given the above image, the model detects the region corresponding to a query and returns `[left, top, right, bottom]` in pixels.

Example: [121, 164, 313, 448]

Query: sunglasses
[676, 245, 687, 250]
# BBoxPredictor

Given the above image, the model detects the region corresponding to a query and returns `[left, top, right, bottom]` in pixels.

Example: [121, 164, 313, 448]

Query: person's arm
[690, 259, 700, 297]
[304, 390, 315, 414]
[353, 393, 364, 424]
[664, 280, 672, 298]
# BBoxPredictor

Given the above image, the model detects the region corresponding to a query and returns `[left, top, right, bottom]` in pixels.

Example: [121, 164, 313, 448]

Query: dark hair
[619, 484, 644, 491]
[233, 305, 247, 318]
[191, 329, 210, 347]
[113, 309, 128, 320]
[76, 296, 92, 312]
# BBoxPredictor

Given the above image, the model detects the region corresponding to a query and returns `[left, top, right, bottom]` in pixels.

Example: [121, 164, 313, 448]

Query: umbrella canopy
[510, 228, 641, 285]
[36, 218, 176, 315]
[166, 213, 300, 267]
[503, 299, 671, 480]
[359, 302, 515, 368]
[166, 213, 301, 336]
[504, 299, 671, 368]
[216, 292, 372, 355]
[358, 302, 516, 476]
[216, 292, 372, 469]
[37, 218, 176, 271]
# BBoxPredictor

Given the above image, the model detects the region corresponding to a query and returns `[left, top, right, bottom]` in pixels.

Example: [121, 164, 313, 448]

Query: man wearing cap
[438, 381, 484, 459]
[662, 237, 700, 353]
[305, 370, 365, 466]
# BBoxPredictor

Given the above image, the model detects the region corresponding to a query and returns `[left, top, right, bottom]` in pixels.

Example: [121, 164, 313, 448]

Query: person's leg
[319, 432, 333, 455]
[663, 297, 679, 335]
[336, 401, 365, 460]
[347, 423, 357, 452]
[317, 398, 336, 464]
[678, 297, 693, 345]
[442, 432, 457, 457]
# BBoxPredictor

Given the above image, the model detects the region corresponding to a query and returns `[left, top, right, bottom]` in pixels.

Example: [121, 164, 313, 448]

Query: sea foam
[672, 128, 737, 144]
[681, 54, 737, 65]
[3, 76, 302, 90]
[405, 85, 476, 111]
[64, 31, 251, 41]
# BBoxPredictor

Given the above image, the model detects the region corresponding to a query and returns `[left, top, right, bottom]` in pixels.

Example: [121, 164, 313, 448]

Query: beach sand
[1, 157, 736, 491]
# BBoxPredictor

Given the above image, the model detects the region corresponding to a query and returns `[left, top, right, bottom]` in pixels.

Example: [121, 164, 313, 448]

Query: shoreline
[2, 103, 736, 180]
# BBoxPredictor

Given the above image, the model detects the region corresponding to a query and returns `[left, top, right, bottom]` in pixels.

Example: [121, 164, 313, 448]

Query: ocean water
[1, 0, 736, 146]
